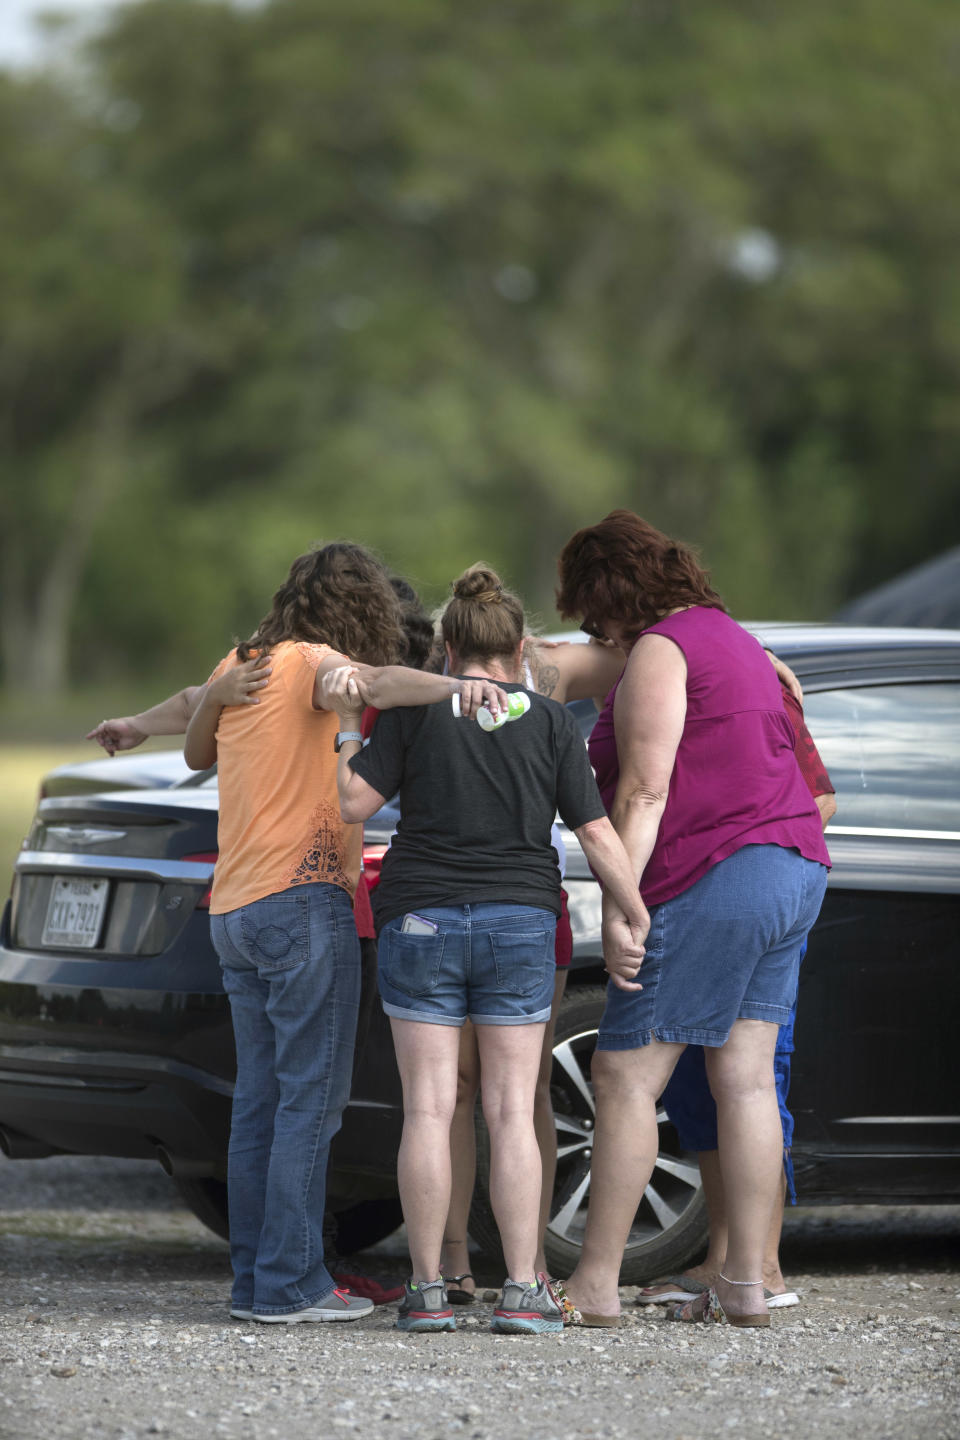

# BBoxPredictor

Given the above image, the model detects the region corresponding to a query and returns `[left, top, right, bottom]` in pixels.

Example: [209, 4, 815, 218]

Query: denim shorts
[598, 845, 827, 1052]
[377, 903, 557, 1027]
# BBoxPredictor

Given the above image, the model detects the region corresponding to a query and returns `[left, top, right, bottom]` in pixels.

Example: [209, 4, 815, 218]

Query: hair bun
[452, 564, 504, 604]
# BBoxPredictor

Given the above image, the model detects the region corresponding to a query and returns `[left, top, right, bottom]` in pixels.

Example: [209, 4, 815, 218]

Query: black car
[1, 625, 958, 1281]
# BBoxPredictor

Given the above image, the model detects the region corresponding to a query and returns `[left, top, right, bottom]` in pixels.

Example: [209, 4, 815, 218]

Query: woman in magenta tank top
[553, 511, 829, 1330]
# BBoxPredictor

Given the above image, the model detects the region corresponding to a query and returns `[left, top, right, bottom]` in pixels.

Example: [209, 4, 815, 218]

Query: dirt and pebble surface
[1, 1157, 958, 1440]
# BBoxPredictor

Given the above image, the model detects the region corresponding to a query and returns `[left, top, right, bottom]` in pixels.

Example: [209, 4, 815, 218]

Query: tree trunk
[1, 388, 129, 696]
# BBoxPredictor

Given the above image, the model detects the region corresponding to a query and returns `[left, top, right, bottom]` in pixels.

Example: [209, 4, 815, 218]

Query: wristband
[334, 731, 363, 753]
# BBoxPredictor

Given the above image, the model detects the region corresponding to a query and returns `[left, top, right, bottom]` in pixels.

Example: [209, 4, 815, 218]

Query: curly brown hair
[556, 510, 726, 641]
[237, 543, 406, 666]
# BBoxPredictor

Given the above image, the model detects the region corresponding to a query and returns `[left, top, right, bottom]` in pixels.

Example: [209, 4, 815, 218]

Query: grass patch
[0, 685, 187, 884]
[0, 746, 93, 884]
[0, 1210, 223, 1249]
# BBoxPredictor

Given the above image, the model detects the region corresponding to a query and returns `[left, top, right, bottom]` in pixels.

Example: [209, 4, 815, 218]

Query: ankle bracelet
[718, 1273, 764, 1286]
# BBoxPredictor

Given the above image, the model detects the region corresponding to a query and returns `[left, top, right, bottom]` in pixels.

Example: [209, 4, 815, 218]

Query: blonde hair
[441, 563, 524, 666]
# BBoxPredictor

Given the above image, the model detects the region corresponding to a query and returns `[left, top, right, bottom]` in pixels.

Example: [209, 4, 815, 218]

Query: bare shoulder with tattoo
[524, 641, 562, 699]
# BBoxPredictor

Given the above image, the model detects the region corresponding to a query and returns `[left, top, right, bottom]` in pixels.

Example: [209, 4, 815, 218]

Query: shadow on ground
[2, 1154, 958, 1285]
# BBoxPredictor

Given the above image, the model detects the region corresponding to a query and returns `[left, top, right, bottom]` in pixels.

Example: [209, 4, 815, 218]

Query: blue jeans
[211, 882, 360, 1316]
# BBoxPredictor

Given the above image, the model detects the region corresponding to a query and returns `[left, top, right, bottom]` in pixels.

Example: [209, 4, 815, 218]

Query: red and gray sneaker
[330, 1263, 405, 1306]
[396, 1278, 456, 1332]
[490, 1274, 564, 1334]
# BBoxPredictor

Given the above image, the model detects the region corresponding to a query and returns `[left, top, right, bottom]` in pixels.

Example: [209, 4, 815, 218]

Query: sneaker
[229, 1307, 254, 1321]
[490, 1274, 564, 1335]
[330, 1262, 405, 1306]
[396, 1278, 456, 1333]
[252, 1287, 374, 1324]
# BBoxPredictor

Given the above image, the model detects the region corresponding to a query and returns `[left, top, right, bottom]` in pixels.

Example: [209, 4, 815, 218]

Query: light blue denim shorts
[598, 845, 827, 1052]
[377, 903, 557, 1027]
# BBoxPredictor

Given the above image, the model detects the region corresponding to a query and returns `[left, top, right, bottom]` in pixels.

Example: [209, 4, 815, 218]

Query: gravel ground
[1, 1157, 958, 1440]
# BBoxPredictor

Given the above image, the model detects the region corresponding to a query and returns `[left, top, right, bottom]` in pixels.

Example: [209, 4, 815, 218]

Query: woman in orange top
[184, 542, 507, 1325]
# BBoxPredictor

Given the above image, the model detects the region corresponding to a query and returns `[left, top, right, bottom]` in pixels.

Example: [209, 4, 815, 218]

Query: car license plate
[41, 877, 109, 949]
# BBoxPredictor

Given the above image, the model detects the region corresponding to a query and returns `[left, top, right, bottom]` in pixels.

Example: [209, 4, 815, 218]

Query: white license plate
[41, 877, 109, 949]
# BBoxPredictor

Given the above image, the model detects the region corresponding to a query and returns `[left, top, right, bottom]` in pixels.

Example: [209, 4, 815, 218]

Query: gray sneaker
[252, 1286, 374, 1324]
[490, 1274, 564, 1334]
[396, 1278, 456, 1333]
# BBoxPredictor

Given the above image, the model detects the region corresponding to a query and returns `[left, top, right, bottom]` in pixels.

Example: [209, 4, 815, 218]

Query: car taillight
[362, 843, 388, 892]
[183, 851, 218, 909]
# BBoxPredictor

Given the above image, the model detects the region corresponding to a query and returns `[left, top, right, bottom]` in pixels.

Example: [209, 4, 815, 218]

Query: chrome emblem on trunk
[44, 826, 126, 847]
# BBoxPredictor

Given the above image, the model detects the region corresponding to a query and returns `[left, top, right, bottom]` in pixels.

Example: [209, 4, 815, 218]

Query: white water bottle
[451, 690, 531, 730]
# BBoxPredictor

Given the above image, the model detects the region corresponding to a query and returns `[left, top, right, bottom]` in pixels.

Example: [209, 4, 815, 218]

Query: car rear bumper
[0, 897, 234, 1173]
[0, 1045, 233, 1173]
[0, 898, 403, 1189]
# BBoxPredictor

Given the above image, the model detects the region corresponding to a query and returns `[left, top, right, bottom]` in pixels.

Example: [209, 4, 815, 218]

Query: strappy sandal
[635, 1274, 709, 1305]
[548, 1277, 621, 1329]
[667, 1274, 770, 1329]
[442, 1272, 476, 1306]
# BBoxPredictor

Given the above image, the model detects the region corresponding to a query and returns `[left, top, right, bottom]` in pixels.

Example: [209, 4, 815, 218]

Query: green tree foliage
[2, 0, 959, 690]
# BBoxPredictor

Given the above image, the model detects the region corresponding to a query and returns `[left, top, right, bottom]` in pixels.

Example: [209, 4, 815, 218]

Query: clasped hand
[321, 666, 365, 722]
[455, 677, 511, 719]
[602, 906, 648, 993]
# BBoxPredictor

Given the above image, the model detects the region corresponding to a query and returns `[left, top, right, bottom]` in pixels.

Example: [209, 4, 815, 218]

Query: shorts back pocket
[380, 927, 447, 999]
[488, 929, 552, 997]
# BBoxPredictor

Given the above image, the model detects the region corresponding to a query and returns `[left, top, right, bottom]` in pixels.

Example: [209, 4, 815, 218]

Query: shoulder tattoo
[529, 648, 560, 698]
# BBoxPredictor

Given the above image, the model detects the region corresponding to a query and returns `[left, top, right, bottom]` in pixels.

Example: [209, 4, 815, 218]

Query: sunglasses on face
[580, 619, 606, 640]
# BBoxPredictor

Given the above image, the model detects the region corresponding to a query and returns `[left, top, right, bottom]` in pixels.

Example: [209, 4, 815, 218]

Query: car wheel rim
[546, 1025, 703, 1253]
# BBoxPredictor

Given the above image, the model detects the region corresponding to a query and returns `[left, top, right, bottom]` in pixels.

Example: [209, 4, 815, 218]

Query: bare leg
[565, 1040, 684, 1317]
[534, 970, 568, 1274]
[704, 1019, 781, 1320]
[763, 1170, 789, 1293]
[643, 1149, 791, 1299]
[688, 1149, 727, 1282]
[696, 1150, 788, 1292]
[389, 1017, 462, 1284]
[440, 1023, 480, 1296]
[476, 1022, 547, 1282]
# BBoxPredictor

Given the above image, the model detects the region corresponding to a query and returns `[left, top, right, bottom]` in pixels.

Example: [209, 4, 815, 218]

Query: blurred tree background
[2, 0, 959, 697]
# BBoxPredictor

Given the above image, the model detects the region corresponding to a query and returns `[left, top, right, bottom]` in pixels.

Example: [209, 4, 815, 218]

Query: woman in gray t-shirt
[323, 563, 646, 1336]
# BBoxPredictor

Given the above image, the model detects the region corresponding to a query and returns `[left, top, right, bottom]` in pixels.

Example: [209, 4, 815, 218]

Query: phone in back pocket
[400, 913, 439, 936]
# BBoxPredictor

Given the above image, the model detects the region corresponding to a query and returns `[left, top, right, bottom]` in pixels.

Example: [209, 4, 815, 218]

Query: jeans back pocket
[239, 891, 310, 973]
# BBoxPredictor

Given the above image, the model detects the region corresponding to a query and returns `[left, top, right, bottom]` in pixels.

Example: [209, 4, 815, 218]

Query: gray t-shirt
[350, 682, 605, 929]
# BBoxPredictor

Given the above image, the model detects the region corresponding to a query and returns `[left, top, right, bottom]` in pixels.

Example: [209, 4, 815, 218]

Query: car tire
[173, 1178, 404, 1258]
[332, 1196, 405, 1256]
[174, 1176, 230, 1241]
[468, 984, 709, 1284]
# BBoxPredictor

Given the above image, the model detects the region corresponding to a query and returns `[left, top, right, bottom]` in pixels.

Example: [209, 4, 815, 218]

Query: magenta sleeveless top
[588, 608, 830, 907]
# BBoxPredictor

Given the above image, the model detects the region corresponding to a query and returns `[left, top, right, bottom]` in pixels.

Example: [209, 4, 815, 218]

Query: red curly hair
[556, 510, 726, 641]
